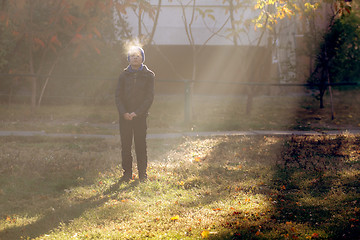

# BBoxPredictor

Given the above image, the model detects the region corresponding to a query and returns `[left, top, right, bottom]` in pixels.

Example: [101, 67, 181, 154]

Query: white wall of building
[118, 0, 301, 82]
[124, 0, 268, 46]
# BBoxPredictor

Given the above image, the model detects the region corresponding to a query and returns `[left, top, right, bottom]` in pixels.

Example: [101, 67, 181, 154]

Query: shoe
[139, 174, 147, 183]
[119, 175, 131, 183]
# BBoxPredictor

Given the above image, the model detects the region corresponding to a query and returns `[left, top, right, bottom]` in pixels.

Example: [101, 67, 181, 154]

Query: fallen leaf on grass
[311, 232, 319, 238]
[201, 230, 209, 238]
[170, 215, 179, 221]
[6, 216, 12, 223]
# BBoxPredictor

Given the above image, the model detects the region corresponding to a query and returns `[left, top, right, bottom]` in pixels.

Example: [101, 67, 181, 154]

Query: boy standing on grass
[115, 46, 155, 183]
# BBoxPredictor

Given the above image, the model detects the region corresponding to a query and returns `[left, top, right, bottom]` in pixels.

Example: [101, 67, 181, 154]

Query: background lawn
[0, 88, 359, 134]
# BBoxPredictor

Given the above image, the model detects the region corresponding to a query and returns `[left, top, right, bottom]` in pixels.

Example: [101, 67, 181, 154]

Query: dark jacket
[115, 64, 155, 117]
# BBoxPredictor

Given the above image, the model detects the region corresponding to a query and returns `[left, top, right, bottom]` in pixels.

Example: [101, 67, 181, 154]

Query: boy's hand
[123, 112, 137, 120]
[129, 112, 137, 119]
[123, 113, 132, 120]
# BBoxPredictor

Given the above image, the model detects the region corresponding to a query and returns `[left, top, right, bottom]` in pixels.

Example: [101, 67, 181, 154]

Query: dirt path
[1, 129, 360, 139]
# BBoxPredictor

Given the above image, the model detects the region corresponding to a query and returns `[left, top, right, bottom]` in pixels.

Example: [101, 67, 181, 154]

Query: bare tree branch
[146, 0, 162, 45]
[198, 16, 230, 53]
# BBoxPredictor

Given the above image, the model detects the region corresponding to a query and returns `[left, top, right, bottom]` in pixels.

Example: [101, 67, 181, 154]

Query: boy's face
[129, 49, 142, 68]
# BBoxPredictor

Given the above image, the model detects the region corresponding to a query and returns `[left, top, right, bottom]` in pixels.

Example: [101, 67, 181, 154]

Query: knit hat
[127, 46, 145, 63]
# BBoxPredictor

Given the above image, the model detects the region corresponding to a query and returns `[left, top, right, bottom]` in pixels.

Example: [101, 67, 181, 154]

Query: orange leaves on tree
[84, 0, 95, 11]
[93, 27, 101, 38]
[71, 34, 84, 57]
[50, 35, 62, 47]
[74, 33, 83, 40]
[0, 13, 9, 28]
[76, 24, 86, 34]
[33, 37, 45, 48]
[0, 13, 7, 22]
[93, 46, 101, 55]
[212, 208, 221, 211]
[63, 15, 76, 25]
[83, 0, 113, 14]
[115, 2, 127, 14]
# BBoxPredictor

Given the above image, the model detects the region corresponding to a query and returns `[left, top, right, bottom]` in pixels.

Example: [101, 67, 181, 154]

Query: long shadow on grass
[0, 136, 125, 239]
[0, 194, 107, 239]
[0, 180, 140, 240]
[269, 135, 360, 240]
[208, 135, 360, 240]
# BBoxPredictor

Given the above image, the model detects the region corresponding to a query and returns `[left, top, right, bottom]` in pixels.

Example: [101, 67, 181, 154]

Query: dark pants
[119, 116, 148, 178]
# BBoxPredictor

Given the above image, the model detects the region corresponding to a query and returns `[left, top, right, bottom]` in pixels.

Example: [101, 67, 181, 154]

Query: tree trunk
[319, 86, 326, 109]
[146, 0, 161, 45]
[38, 59, 58, 106]
[29, 0, 37, 109]
[246, 86, 254, 115]
[245, 14, 269, 115]
[228, 0, 238, 46]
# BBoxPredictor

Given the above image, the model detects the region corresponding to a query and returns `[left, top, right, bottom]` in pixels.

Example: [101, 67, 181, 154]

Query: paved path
[1, 129, 359, 139]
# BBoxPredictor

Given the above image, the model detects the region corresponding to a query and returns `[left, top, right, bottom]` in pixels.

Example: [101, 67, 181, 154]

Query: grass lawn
[0, 89, 359, 239]
[0, 134, 359, 239]
[0, 88, 359, 134]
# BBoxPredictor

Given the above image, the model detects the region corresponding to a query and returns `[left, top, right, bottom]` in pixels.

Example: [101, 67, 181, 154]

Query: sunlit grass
[0, 134, 359, 239]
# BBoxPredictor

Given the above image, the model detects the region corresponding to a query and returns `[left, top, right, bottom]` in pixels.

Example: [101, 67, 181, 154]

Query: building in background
[116, 0, 332, 94]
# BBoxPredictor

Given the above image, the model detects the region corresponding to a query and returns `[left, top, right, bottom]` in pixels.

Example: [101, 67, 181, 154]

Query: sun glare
[124, 38, 143, 55]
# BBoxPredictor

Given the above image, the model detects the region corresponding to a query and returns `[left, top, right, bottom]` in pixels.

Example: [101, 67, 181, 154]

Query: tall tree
[309, 0, 358, 113]
[178, 0, 229, 123]
[114, 0, 162, 45]
[0, 0, 131, 107]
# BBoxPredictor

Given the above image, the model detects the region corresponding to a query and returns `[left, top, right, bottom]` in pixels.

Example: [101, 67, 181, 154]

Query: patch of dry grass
[0, 88, 359, 134]
[0, 134, 359, 239]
